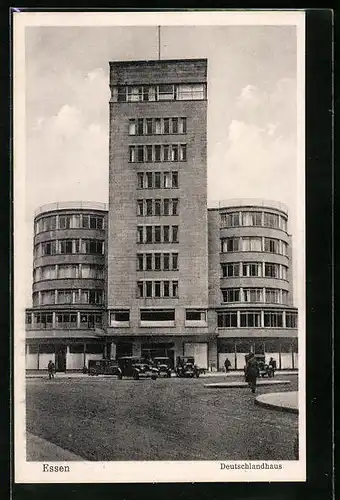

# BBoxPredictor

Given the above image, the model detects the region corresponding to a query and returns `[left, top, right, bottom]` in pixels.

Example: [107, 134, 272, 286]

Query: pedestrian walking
[245, 353, 259, 394]
[269, 357, 277, 377]
[224, 357, 231, 373]
[47, 360, 55, 380]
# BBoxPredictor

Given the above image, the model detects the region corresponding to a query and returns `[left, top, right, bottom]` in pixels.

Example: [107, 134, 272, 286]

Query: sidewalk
[26, 432, 84, 461]
[26, 370, 298, 379]
[204, 379, 291, 389]
[255, 391, 298, 414]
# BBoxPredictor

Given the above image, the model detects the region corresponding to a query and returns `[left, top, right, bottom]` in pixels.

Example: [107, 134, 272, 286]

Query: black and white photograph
[14, 11, 306, 483]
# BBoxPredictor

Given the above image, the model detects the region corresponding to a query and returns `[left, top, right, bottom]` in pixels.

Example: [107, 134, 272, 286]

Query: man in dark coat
[245, 353, 259, 393]
[224, 357, 231, 373]
[47, 360, 55, 380]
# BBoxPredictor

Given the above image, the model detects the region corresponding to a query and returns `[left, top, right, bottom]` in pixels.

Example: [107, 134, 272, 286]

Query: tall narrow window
[137, 119, 144, 135]
[163, 253, 170, 271]
[172, 199, 179, 215]
[154, 253, 161, 271]
[172, 281, 178, 297]
[146, 253, 152, 270]
[164, 172, 171, 188]
[172, 226, 178, 243]
[137, 145, 144, 162]
[155, 226, 161, 243]
[129, 146, 136, 163]
[179, 144, 187, 161]
[163, 145, 170, 162]
[137, 172, 144, 189]
[137, 200, 144, 216]
[163, 199, 170, 216]
[146, 281, 153, 297]
[154, 172, 161, 189]
[163, 118, 170, 134]
[163, 226, 170, 243]
[146, 226, 153, 243]
[146, 118, 153, 135]
[146, 172, 153, 188]
[154, 199, 161, 216]
[146, 145, 153, 162]
[172, 118, 178, 134]
[154, 118, 162, 134]
[146, 199, 153, 216]
[154, 145, 161, 162]
[172, 172, 178, 188]
[137, 281, 144, 298]
[129, 119, 136, 135]
[171, 145, 179, 161]
[172, 253, 178, 270]
[137, 254, 144, 271]
[163, 281, 170, 297]
[154, 281, 161, 297]
[179, 117, 187, 134]
[137, 227, 143, 244]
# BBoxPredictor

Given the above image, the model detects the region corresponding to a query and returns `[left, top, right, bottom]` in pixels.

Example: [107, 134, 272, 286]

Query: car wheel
[151, 375, 157, 380]
[167, 373, 171, 378]
[133, 371, 139, 380]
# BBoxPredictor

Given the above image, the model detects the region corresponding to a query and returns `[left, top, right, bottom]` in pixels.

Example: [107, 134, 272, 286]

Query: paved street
[26, 374, 298, 461]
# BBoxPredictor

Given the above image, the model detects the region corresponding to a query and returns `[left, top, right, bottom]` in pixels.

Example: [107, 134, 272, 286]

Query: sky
[24, 23, 301, 306]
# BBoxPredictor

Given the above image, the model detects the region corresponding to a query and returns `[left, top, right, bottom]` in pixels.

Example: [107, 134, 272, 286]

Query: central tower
[107, 59, 210, 367]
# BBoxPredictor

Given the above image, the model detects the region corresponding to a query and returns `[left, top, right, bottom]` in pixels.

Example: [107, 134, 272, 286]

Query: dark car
[152, 357, 172, 378]
[175, 356, 200, 378]
[244, 354, 274, 379]
[87, 359, 122, 379]
[117, 356, 159, 380]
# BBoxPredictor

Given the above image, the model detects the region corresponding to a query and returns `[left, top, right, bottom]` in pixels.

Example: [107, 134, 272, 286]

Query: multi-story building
[106, 59, 211, 369]
[25, 202, 109, 371]
[25, 58, 299, 371]
[208, 199, 298, 370]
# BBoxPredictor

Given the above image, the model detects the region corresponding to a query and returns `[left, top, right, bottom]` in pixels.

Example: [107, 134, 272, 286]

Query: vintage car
[117, 356, 159, 380]
[244, 354, 274, 379]
[152, 357, 172, 378]
[87, 359, 122, 378]
[175, 356, 200, 378]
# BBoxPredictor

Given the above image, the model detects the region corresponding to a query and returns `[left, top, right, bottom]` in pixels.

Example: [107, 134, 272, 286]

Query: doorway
[55, 344, 67, 372]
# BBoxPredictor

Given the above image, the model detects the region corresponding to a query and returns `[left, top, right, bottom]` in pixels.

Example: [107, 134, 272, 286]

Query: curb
[255, 393, 298, 414]
[26, 432, 84, 461]
[204, 380, 291, 388]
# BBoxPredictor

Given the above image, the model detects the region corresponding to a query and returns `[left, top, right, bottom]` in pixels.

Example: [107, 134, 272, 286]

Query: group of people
[224, 354, 277, 394]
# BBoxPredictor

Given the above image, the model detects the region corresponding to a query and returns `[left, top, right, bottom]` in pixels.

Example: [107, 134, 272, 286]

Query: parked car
[117, 356, 159, 380]
[152, 357, 172, 378]
[244, 354, 274, 379]
[87, 359, 122, 379]
[175, 356, 200, 378]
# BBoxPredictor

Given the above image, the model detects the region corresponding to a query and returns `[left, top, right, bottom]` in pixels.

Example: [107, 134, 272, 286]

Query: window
[217, 312, 237, 328]
[39, 343, 55, 354]
[154, 145, 161, 162]
[129, 146, 136, 163]
[172, 281, 178, 297]
[171, 117, 178, 134]
[172, 199, 179, 215]
[41, 265, 57, 280]
[281, 265, 288, 280]
[163, 199, 170, 216]
[40, 290, 55, 305]
[155, 253, 161, 271]
[110, 310, 130, 327]
[222, 289, 240, 302]
[222, 263, 240, 277]
[140, 309, 175, 323]
[220, 212, 240, 227]
[146, 254, 152, 270]
[155, 199, 161, 215]
[242, 212, 262, 227]
[127, 86, 143, 102]
[286, 312, 298, 328]
[129, 119, 136, 135]
[264, 238, 279, 254]
[59, 215, 72, 229]
[137, 254, 144, 271]
[265, 288, 280, 303]
[163, 253, 170, 270]
[137, 119, 144, 136]
[146, 145, 153, 162]
[163, 118, 170, 134]
[265, 263, 279, 278]
[179, 117, 187, 134]
[59, 239, 73, 254]
[154, 118, 162, 134]
[155, 172, 161, 189]
[264, 212, 280, 228]
[242, 262, 261, 277]
[137, 227, 143, 244]
[163, 145, 170, 162]
[146, 118, 153, 135]
[163, 226, 170, 243]
[157, 84, 175, 100]
[243, 289, 263, 302]
[155, 226, 161, 243]
[26, 312, 32, 324]
[241, 237, 262, 251]
[146, 199, 153, 216]
[281, 241, 288, 256]
[154, 281, 161, 297]
[185, 310, 206, 324]
[172, 172, 178, 188]
[137, 145, 144, 162]
[221, 238, 239, 252]
[42, 241, 56, 256]
[282, 290, 288, 304]
[146, 281, 153, 297]
[240, 311, 261, 327]
[58, 264, 78, 279]
[82, 239, 103, 254]
[176, 83, 205, 100]
[172, 253, 178, 270]
[56, 313, 77, 326]
[163, 281, 170, 297]
[146, 172, 153, 188]
[179, 144, 187, 161]
[264, 312, 283, 327]
[85, 343, 104, 354]
[34, 312, 53, 327]
[57, 290, 73, 304]
[146, 226, 153, 243]
[137, 281, 144, 298]
[171, 145, 178, 161]
[172, 226, 178, 242]
[137, 200, 144, 216]
[137, 172, 144, 189]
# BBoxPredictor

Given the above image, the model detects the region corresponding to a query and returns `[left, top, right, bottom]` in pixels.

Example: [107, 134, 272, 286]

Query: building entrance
[55, 344, 67, 372]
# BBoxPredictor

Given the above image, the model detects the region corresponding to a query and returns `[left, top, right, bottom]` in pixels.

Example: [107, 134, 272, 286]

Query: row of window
[137, 171, 179, 190]
[137, 280, 179, 298]
[217, 311, 298, 328]
[221, 288, 289, 304]
[33, 289, 104, 306]
[137, 198, 179, 217]
[35, 239, 104, 257]
[35, 214, 104, 234]
[112, 83, 206, 103]
[222, 262, 288, 280]
[26, 312, 103, 328]
[137, 252, 178, 271]
[137, 225, 178, 244]
[220, 211, 287, 231]
[109, 309, 206, 326]
[218, 338, 297, 354]
[27, 343, 104, 354]
[129, 144, 187, 163]
[34, 264, 105, 282]
[221, 237, 288, 256]
[129, 117, 187, 136]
